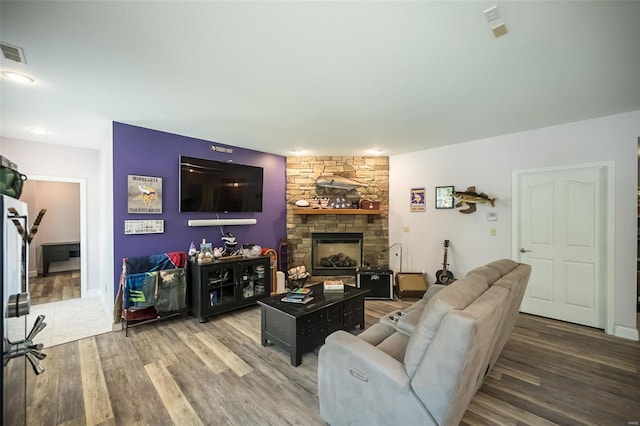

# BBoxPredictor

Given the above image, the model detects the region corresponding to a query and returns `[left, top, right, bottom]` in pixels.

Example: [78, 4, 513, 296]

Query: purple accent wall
[112, 122, 286, 297]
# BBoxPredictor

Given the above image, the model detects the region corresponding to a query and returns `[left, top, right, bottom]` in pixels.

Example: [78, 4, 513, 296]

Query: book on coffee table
[288, 287, 312, 296]
[324, 280, 344, 293]
[281, 295, 314, 304]
[281, 287, 313, 303]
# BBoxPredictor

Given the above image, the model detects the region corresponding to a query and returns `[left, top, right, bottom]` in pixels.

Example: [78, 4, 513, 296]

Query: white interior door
[516, 165, 606, 328]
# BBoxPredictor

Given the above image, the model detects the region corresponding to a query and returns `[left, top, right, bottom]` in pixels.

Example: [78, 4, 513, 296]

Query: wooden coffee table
[257, 283, 367, 366]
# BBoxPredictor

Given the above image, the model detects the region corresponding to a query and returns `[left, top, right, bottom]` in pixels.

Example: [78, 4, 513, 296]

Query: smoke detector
[0, 42, 27, 64]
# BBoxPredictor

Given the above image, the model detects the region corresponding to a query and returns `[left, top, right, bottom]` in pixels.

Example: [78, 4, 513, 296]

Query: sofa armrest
[319, 330, 410, 392]
[319, 331, 434, 425]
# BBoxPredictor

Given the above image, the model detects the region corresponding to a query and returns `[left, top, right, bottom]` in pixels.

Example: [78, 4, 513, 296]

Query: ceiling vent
[0, 42, 27, 64]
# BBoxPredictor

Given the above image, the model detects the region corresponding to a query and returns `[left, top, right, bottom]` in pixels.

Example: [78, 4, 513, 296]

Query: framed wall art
[128, 175, 162, 213]
[124, 220, 165, 235]
[410, 187, 426, 212]
[435, 186, 455, 209]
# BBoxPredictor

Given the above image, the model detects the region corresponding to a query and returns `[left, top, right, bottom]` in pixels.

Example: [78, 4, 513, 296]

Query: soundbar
[187, 219, 257, 227]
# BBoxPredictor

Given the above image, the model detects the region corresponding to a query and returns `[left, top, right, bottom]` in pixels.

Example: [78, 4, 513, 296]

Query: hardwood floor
[29, 270, 80, 305]
[26, 300, 640, 425]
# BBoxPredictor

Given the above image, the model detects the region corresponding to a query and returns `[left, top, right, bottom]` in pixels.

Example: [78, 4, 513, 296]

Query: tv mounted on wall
[179, 155, 264, 213]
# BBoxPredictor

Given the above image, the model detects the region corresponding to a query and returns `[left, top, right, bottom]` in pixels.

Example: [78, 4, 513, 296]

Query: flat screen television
[179, 155, 263, 213]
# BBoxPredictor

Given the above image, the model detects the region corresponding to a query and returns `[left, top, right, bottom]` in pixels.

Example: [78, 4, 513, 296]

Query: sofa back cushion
[403, 274, 489, 377]
[486, 258, 519, 277]
[410, 285, 509, 426]
[488, 263, 531, 368]
[465, 265, 501, 285]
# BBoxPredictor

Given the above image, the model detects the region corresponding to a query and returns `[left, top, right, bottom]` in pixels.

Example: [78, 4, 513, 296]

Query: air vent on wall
[0, 42, 27, 64]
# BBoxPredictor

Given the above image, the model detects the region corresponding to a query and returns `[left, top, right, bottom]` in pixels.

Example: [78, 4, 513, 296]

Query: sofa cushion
[486, 258, 519, 276]
[403, 274, 490, 377]
[466, 265, 501, 285]
[378, 284, 447, 330]
[358, 323, 411, 362]
[488, 264, 531, 368]
[376, 331, 410, 362]
[358, 323, 396, 347]
[411, 285, 509, 426]
[395, 310, 423, 336]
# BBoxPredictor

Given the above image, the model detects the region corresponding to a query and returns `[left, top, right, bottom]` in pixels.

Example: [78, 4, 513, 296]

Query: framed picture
[125, 220, 164, 235]
[436, 186, 455, 209]
[410, 187, 426, 212]
[128, 175, 162, 213]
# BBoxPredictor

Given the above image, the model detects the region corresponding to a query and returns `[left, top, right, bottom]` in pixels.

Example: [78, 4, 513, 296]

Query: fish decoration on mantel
[453, 186, 497, 214]
[315, 175, 367, 191]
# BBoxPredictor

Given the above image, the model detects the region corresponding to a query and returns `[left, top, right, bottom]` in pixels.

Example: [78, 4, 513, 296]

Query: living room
[1, 1, 639, 424]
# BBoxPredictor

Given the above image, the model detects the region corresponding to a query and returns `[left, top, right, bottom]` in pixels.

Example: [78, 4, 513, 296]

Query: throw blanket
[124, 251, 186, 275]
[114, 251, 187, 321]
[124, 272, 158, 309]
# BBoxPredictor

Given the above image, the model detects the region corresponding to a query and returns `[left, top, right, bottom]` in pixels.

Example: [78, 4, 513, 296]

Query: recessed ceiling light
[368, 149, 384, 156]
[291, 150, 307, 156]
[28, 127, 52, 135]
[2, 71, 34, 84]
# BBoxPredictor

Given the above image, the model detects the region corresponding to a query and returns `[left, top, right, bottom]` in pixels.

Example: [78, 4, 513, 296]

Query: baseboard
[85, 288, 103, 299]
[29, 270, 38, 278]
[613, 324, 639, 341]
[84, 289, 114, 320]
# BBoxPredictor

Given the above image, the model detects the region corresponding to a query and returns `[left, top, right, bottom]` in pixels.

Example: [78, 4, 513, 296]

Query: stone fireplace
[312, 232, 363, 276]
[286, 156, 389, 283]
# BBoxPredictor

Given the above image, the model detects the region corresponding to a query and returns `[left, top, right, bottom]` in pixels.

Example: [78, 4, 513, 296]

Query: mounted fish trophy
[315, 174, 368, 209]
[315, 175, 367, 191]
[452, 186, 497, 214]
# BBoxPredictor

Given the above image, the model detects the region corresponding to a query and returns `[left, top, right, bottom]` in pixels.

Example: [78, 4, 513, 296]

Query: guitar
[435, 240, 454, 285]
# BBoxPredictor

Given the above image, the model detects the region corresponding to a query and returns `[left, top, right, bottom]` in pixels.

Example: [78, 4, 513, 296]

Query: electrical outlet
[403, 226, 410, 233]
[490, 228, 496, 237]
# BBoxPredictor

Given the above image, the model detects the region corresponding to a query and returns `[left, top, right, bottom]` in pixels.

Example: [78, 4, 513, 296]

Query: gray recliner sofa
[318, 259, 531, 426]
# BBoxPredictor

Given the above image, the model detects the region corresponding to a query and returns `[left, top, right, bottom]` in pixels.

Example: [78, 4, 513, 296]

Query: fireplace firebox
[312, 233, 363, 276]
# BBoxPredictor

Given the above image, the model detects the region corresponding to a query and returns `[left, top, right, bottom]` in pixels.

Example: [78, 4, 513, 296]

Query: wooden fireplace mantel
[293, 208, 382, 224]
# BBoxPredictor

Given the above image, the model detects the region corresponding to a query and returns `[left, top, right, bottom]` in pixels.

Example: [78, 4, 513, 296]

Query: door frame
[512, 161, 615, 335]
[29, 175, 88, 299]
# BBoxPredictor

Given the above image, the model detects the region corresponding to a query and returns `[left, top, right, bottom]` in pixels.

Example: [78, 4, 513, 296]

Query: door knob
[519, 248, 532, 253]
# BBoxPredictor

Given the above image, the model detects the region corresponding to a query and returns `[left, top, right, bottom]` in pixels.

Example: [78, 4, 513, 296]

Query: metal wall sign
[127, 175, 162, 214]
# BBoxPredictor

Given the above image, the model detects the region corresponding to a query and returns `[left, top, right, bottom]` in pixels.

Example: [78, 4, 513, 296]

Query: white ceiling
[1, 1, 638, 157]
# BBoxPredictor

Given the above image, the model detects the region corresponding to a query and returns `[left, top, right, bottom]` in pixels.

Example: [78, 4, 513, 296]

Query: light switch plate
[483, 5, 500, 23]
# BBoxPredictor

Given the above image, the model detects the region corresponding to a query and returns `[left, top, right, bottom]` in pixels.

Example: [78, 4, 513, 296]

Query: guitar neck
[442, 248, 448, 272]
[442, 240, 449, 273]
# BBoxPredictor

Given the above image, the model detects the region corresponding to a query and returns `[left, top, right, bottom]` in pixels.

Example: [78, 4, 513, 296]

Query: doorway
[21, 176, 112, 346]
[23, 180, 81, 304]
[513, 162, 614, 332]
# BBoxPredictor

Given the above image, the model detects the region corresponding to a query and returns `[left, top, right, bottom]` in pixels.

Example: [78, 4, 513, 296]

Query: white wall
[22, 180, 81, 275]
[98, 126, 114, 311]
[0, 137, 103, 296]
[389, 111, 639, 339]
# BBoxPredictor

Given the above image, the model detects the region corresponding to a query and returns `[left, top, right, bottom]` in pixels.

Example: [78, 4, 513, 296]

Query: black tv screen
[179, 156, 263, 213]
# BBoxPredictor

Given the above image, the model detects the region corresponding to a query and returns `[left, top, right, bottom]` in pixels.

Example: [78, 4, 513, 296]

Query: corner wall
[22, 180, 81, 275]
[285, 156, 389, 279]
[389, 110, 640, 339]
[112, 123, 287, 296]
[0, 137, 102, 295]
